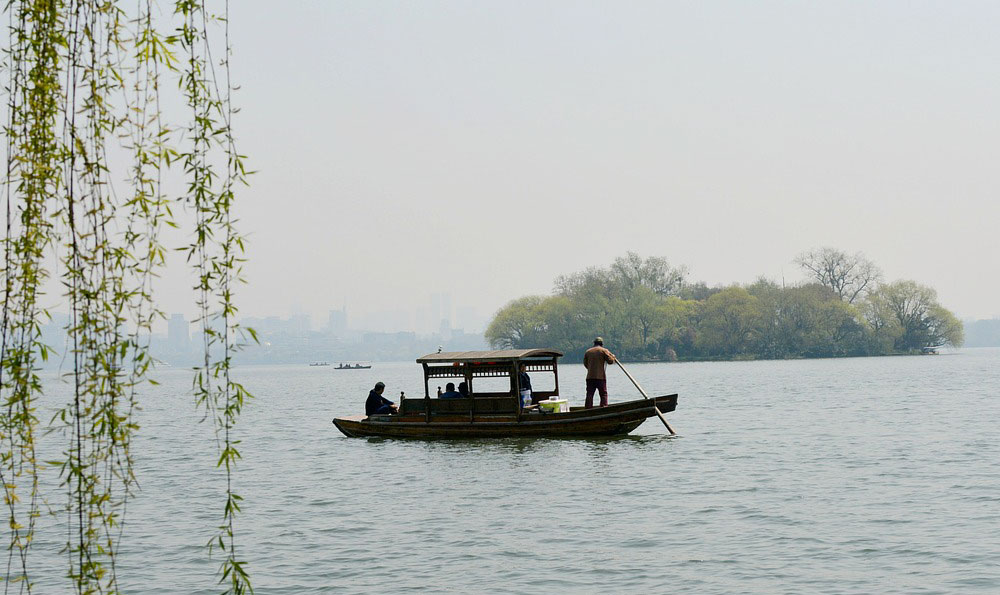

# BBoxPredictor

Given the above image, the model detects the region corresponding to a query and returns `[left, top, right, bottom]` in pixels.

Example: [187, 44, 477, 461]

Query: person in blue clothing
[365, 381, 397, 415]
[440, 382, 462, 399]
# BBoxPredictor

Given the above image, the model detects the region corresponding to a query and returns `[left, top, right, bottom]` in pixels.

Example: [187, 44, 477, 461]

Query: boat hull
[333, 394, 677, 439]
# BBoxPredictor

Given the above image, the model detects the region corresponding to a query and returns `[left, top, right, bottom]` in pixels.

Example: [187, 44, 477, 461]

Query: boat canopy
[416, 349, 563, 364]
[414, 348, 563, 404]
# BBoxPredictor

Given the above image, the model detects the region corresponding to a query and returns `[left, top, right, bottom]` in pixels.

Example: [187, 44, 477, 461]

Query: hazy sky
[158, 1, 1000, 328]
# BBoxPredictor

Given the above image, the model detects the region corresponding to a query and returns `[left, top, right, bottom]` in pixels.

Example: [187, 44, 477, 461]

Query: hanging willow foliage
[1, 1, 251, 593]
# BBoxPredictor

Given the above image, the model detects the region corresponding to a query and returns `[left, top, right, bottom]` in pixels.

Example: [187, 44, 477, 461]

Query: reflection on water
[371, 432, 671, 449]
[24, 349, 1000, 593]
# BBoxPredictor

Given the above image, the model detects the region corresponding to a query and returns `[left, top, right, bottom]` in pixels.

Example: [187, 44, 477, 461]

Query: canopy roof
[416, 349, 563, 364]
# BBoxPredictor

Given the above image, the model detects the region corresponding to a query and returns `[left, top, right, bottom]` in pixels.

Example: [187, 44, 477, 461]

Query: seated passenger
[440, 382, 463, 399]
[458, 381, 469, 397]
[365, 381, 398, 415]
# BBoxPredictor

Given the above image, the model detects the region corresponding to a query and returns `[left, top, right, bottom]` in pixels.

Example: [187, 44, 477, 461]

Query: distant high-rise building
[430, 293, 442, 332]
[264, 316, 283, 334]
[415, 306, 428, 334]
[167, 314, 190, 352]
[429, 292, 453, 333]
[289, 313, 311, 334]
[328, 307, 347, 335]
[441, 292, 452, 328]
[456, 306, 478, 332]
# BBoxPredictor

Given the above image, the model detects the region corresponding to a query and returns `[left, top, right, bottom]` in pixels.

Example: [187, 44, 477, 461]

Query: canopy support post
[466, 363, 474, 423]
[514, 361, 522, 422]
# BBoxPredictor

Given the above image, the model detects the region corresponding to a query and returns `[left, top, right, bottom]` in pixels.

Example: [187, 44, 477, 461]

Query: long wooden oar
[616, 360, 677, 435]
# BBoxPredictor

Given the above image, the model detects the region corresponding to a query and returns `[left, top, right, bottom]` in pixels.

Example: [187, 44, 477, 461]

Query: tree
[747, 280, 864, 358]
[486, 252, 964, 361]
[746, 278, 787, 358]
[795, 247, 881, 304]
[555, 252, 687, 301]
[873, 280, 964, 351]
[678, 281, 721, 302]
[552, 254, 688, 358]
[1, 2, 252, 592]
[926, 304, 964, 349]
[808, 292, 867, 357]
[485, 296, 547, 349]
[696, 287, 762, 356]
[631, 287, 665, 350]
[535, 295, 590, 354]
[858, 290, 903, 354]
[554, 265, 615, 302]
[609, 252, 687, 297]
[652, 297, 698, 358]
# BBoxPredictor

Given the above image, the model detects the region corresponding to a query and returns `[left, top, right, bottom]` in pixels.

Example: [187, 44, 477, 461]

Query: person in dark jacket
[365, 381, 397, 415]
[518, 363, 533, 407]
[440, 382, 462, 399]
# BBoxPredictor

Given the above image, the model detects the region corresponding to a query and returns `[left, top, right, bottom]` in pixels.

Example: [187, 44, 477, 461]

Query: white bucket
[519, 389, 532, 408]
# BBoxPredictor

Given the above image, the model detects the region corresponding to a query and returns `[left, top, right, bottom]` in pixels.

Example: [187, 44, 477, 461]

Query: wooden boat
[332, 349, 677, 439]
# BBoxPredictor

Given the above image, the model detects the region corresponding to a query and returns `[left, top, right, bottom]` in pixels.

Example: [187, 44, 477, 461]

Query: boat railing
[424, 362, 556, 378]
[400, 396, 518, 416]
[425, 364, 510, 378]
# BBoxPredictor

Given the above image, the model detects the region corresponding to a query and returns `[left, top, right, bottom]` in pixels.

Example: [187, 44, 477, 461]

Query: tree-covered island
[486, 249, 964, 361]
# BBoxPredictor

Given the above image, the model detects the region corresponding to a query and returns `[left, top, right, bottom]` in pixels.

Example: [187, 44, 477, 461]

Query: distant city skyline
[35, 305, 490, 369]
[235, 291, 489, 336]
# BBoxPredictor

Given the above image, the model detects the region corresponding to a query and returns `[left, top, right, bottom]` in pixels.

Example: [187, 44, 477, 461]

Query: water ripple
[23, 349, 1000, 592]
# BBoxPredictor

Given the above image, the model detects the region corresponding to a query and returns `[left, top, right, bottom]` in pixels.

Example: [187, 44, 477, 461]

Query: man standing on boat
[584, 337, 617, 408]
[365, 381, 398, 415]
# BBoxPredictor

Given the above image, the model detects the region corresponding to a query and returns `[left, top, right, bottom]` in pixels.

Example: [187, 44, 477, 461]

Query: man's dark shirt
[440, 390, 463, 399]
[518, 372, 532, 392]
[365, 390, 394, 415]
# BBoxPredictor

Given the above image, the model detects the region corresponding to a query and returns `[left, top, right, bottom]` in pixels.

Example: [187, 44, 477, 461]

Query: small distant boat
[335, 362, 372, 370]
[920, 346, 941, 355]
[309, 362, 331, 367]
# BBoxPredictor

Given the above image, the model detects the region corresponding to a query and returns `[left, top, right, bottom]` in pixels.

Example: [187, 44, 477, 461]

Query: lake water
[24, 348, 1000, 593]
